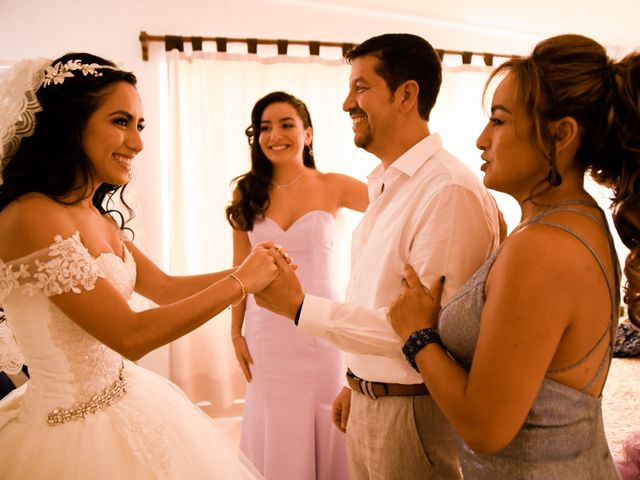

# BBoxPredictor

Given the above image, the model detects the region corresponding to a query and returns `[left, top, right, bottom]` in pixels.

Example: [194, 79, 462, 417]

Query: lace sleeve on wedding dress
[0, 232, 105, 374]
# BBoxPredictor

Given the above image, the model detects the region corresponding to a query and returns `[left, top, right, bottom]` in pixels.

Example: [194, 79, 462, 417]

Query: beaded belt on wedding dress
[47, 364, 127, 426]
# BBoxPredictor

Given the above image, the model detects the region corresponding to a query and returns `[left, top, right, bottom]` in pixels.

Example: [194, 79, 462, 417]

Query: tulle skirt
[615, 431, 640, 480]
[0, 362, 261, 479]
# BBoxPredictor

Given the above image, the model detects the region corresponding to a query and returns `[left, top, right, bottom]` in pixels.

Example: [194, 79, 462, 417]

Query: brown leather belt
[346, 369, 429, 400]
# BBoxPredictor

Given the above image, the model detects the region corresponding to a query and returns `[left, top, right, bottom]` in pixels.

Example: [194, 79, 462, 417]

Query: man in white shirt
[256, 33, 501, 479]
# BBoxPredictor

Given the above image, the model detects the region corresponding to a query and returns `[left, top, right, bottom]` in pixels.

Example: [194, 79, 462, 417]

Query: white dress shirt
[298, 133, 501, 384]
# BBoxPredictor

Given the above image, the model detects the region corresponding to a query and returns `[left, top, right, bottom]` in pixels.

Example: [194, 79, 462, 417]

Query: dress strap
[521, 200, 604, 230]
[528, 205, 620, 393]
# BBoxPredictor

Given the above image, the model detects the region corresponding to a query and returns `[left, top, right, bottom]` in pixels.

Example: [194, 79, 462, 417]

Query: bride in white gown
[0, 52, 285, 479]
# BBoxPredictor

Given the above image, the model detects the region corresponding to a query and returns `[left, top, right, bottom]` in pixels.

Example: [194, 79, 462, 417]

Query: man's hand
[254, 250, 305, 320]
[331, 386, 352, 433]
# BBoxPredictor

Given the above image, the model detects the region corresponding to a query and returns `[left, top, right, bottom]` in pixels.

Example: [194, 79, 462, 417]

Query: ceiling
[280, 0, 640, 56]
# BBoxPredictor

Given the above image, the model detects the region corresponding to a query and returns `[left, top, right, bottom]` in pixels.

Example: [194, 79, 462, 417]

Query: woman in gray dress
[388, 34, 640, 479]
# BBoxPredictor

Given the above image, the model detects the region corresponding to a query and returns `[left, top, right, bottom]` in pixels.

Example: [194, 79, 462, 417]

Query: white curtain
[159, 49, 523, 414]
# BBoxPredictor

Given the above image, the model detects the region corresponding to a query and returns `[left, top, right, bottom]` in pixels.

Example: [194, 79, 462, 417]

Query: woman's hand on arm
[388, 231, 573, 455]
[388, 264, 443, 341]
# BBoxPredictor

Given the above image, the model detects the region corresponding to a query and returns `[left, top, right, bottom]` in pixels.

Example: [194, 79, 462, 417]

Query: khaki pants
[346, 390, 461, 480]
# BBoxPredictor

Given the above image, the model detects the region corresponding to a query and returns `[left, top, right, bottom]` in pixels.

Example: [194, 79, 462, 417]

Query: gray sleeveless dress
[438, 201, 620, 479]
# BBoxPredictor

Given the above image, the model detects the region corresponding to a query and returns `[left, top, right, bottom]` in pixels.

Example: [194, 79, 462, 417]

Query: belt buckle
[358, 379, 388, 400]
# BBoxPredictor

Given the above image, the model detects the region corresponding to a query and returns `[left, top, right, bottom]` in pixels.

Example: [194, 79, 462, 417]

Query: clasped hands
[238, 243, 444, 334]
[236, 241, 305, 321]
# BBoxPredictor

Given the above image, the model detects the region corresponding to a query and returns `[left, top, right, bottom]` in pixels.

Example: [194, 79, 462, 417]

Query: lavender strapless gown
[240, 211, 348, 480]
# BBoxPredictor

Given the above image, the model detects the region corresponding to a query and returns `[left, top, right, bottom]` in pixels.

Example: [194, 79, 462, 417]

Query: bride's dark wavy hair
[225, 91, 316, 231]
[0, 52, 138, 233]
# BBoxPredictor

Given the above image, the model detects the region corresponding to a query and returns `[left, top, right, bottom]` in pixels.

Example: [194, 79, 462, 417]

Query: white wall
[0, 0, 533, 269]
[4, 0, 636, 268]
[2, 0, 636, 375]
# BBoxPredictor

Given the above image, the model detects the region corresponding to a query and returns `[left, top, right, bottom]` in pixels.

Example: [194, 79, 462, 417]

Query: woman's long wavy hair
[0, 52, 139, 232]
[225, 91, 316, 231]
[484, 34, 640, 323]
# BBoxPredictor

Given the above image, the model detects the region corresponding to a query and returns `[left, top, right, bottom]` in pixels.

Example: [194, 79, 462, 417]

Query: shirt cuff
[293, 302, 303, 326]
[296, 294, 333, 338]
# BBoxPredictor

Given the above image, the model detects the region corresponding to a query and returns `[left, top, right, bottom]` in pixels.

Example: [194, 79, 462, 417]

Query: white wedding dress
[0, 232, 261, 479]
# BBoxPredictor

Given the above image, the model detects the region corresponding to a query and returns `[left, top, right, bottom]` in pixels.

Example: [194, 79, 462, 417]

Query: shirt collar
[366, 133, 443, 199]
[390, 132, 442, 177]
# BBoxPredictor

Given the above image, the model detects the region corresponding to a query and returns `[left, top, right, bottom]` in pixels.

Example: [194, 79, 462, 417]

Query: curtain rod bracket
[139, 31, 149, 61]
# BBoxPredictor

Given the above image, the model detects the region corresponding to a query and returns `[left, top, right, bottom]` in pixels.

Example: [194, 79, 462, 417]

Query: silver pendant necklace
[271, 168, 306, 188]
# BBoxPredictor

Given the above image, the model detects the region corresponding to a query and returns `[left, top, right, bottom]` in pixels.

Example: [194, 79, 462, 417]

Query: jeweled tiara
[42, 59, 119, 87]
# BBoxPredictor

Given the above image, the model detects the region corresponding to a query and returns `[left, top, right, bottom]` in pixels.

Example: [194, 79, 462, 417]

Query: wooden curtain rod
[139, 31, 517, 66]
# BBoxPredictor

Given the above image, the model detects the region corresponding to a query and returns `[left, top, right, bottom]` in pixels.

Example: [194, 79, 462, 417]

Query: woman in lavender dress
[226, 91, 367, 479]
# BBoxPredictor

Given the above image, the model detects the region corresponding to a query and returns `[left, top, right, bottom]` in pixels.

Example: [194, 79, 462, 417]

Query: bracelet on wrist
[228, 273, 246, 307]
[402, 328, 443, 372]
